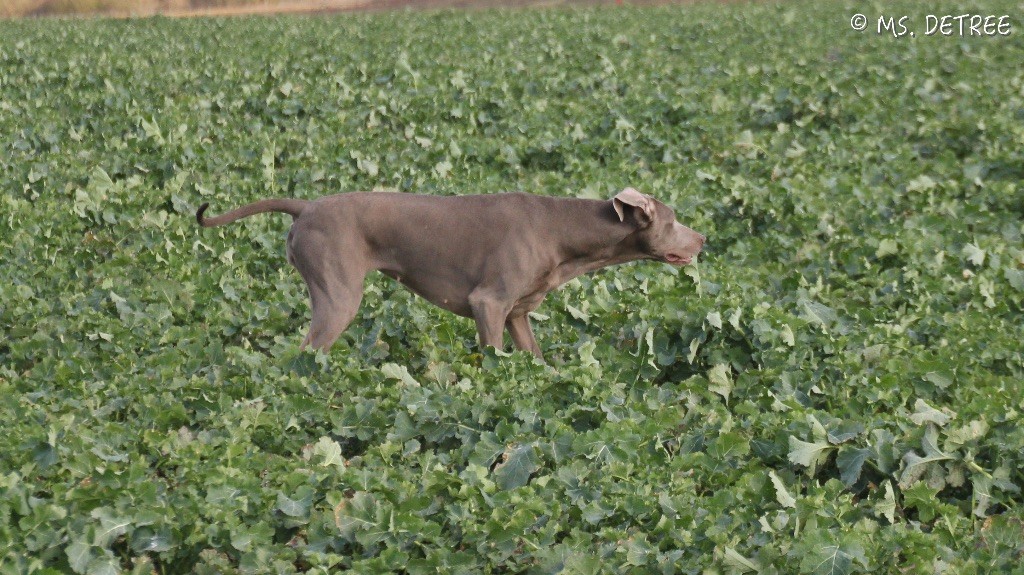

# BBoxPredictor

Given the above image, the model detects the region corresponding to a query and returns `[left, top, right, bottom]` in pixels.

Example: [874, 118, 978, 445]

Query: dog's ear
[612, 188, 654, 227]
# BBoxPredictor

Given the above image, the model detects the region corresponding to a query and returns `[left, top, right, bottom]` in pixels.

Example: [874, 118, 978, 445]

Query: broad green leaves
[333, 491, 387, 546]
[789, 436, 835, 473]
[836, 447, 872, 487]
[708, 363, 733, 403]
[492, 443, 539, 490]
[768, 470, 796, 509]
[313, 436, 348, 471]
[2, 1, 1023, 573]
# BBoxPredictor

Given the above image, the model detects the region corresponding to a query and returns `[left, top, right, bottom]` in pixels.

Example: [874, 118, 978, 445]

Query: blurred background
[1, 0, 642, 18]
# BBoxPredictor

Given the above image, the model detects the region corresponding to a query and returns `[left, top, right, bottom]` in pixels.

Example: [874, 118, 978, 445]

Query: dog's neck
[547, 199, 647, 286]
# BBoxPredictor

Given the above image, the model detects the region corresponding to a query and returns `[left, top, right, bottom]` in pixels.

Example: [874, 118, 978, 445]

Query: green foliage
[2, 1, 1023, 573]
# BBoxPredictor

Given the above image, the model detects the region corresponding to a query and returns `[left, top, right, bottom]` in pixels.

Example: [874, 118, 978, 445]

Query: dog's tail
[196, 198, 309, 227]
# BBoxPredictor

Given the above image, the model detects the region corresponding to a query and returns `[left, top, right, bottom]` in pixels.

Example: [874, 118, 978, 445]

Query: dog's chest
[510, 270, 561, 314]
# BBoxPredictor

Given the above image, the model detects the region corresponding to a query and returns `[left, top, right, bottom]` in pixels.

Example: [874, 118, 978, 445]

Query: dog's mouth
[664, 253, 692, 266]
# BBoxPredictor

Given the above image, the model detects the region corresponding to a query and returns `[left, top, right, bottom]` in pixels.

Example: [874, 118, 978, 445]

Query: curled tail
[196, 198, 310, 227]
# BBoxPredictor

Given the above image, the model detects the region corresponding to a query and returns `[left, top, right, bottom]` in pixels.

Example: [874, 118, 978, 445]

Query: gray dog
[197, 188, 705, 360]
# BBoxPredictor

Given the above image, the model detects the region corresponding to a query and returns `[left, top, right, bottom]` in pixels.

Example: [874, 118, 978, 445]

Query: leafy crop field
[2, 2, 1024, 573]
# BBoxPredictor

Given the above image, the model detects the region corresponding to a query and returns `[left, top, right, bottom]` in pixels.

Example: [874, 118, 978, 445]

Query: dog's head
[612, 188, 705, 266]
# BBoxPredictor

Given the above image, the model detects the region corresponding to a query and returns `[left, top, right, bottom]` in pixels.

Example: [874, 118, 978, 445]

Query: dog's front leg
[506, 315, 542, 360]
[468, 289, 508, 352]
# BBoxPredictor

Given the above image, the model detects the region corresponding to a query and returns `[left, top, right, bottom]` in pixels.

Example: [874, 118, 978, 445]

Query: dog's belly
[379, 269, 474, 317]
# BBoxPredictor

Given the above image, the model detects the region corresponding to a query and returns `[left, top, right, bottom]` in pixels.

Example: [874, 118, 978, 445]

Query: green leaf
[796, 530, 866, 575]
[581, 501, 613, 525]
[788, 436, 834, 473]
[313, 436, 347, 471]
[1004, 268, 1024, 292]
[205, 485, 241, 505]
[66, 541, 93, 574]
[807, 545, 854, 575]
[353, 152, 379, 177]
[706, 311, 722, 330]
[275, 491, 311, 518]
[230, 523, 273, 552]
[577, 339, 600, 368]
[909, 399, 953, 427]
[780, 324, 795, 347]
[836, 447, 872, 487]
[826, 421, 863, 445]
[381, 362, 421, 387]
[722, 546, 761, 573]
[493, 443, 538, 490]
[334, 492, 383, 542]
[91, 508, 131, 547]
[683, 264, 703, 295]
[696, 168, 717, 181]
[130, 531, 174, 553]
[728, 308, 742, 330]
[566, 303, 589, 322]
[433, 159, 453, 178]
[874, 481, 897, 524]
[86, 557, 120, 575]
[875, 238, 898, 258]
[625, 536, 654, 566]
[709, 432, 750, 461]
[973, 475, 994, 518]
[898, 427, 952, 489]
[687, 337, 701, 363]
[963, 163, 985, 183]
[945, 420, 988, 447]
[90, 166, 115, 192]
[140, 116, 163, 143]
[962, 243, 985, 266]
[708, 363, 732, 403]
[768, 470, 796, 508]
[923, 371, 953, 389]
[903, 482, 942, 522]
[799, 299, 838, 330]
[906, 174, 936, 193]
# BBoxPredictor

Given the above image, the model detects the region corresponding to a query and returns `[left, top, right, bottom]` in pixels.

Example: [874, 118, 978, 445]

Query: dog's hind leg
[289, 228, 367, 352]
[300, 282, 363, 351]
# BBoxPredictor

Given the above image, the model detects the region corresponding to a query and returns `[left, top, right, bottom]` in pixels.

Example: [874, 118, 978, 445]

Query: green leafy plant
[1, 1, 1022, 573]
